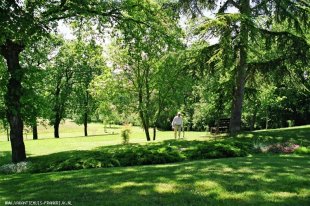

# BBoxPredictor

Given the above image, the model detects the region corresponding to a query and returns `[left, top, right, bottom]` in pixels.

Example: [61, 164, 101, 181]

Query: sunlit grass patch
[155, 183, 178, 193]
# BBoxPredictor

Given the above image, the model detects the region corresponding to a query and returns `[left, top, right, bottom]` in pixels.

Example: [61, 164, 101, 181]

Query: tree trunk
[53, 85, 62, 138]
[153, 127, 156, 141]
[1, 40, 26, 163]
[84, 91, 89, 136]
[54, 123, 60, 138]
[138, 79, 150, 141]
[140, 112, 151, 141]
[139, 109, 151, 141]
[144, 124, 151, 141]
[54, 114, 61, 138]
[32, 121, 38, 140]
[229, 0, 250, 134]
[84, 112, 88, 136]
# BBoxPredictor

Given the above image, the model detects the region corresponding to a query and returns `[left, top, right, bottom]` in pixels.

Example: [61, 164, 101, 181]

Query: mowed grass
[0, 155, 309, 206]
[236, 125, 310, 146]
[0, 123, 309, 205]
[0, 120, 207, 165]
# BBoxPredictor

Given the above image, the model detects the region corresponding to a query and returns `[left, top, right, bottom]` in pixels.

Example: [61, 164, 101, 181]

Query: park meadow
[1, 0, 309, 205]
[1, 121, 310, 205]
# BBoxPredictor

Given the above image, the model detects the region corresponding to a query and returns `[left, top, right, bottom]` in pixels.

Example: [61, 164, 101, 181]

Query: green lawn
[0, 155, 309, 206]
[0, 120, 208, 165]
[236, 125, 310, 146]
[0, 123, 309, 205]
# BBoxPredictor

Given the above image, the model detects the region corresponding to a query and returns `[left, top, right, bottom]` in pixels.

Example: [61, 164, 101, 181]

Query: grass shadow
[0, 155, 309, 205]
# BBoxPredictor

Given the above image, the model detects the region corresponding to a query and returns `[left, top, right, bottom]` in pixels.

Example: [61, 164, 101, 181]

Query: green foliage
[294, 146, 310, 154]
[66, 39, 105, 126]
[178, 0, 310, 132]
[91, 0, 186, 138]
[19, 37, 59, 128]
[26, 139, 250, 173]
[186, 141, 250, 159]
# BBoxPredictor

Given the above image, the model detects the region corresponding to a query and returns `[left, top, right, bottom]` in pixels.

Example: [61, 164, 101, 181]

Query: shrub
[266, 143, 300, 154]
[186, 141, 248, 160]
[253, 141, 300, 154]
[121, 124, 132, 144]
[294, 146, 310, 154]
[26, 140, 250, 173]
[253, 142, 269, 153]
[0, 161, 31, 174]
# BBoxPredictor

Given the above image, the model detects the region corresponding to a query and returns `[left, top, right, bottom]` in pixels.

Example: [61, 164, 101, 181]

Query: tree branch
[218, 0, 240, 13]
[248, 56, 285, 73]
[258, 28, 309, 46]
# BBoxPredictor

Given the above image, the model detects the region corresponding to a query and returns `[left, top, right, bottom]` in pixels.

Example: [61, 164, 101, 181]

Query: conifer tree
[178, 0, 309, 133]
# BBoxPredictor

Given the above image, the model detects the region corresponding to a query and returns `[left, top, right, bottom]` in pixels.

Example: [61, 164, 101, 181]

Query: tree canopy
[0, 0, 309, 163]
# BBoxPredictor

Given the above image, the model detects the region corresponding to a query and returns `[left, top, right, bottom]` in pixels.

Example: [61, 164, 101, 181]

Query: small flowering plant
[282, 143, 300, 153]
[0, 161, 31, 174]
[267, 143, 300, 154]
[254, 141, 300, 154]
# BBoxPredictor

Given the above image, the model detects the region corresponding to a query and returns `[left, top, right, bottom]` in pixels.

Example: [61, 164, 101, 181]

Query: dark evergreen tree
[177, 0, 309, 133]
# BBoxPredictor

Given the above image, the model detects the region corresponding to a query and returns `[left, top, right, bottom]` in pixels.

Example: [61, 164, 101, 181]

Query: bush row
[6, 140, 308, 174]
[28, 140, 251, 173]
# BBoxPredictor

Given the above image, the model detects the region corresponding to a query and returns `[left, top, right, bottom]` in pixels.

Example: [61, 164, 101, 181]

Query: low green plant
[121, 124, 132, 144]
[23, 140, 250, 173]
[186, 141, 249, 159]
[287, 120, 294, 127]
[294, 146, 310, 154]
[252, 139, 301, 154]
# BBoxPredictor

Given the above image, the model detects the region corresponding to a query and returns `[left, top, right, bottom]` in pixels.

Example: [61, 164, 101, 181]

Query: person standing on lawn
[172, 112, 183, 139]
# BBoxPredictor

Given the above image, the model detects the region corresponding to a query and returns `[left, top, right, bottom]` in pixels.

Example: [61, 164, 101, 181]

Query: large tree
[69, 40, 105, 137]
[45, 40, 77, 138]
[107, 1, 183, 141]
[0, 0, 164, 162]
[20, 37, 59, 140]
[178, 0, 309, 133]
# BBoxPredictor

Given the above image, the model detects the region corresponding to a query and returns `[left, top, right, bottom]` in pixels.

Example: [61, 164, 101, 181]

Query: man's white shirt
[172, 116, 183, 126]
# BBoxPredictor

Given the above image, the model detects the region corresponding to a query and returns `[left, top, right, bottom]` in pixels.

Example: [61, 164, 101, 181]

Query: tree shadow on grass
[0, 155, 309, 206]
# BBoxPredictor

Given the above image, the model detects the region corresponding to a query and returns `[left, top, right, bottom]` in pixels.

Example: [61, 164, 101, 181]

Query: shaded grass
[0, 155, 309, 206]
